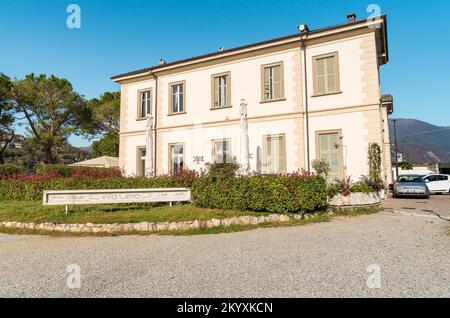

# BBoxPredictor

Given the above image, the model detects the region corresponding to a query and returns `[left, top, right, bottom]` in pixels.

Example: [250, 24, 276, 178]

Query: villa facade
[112, 14, 393, 184]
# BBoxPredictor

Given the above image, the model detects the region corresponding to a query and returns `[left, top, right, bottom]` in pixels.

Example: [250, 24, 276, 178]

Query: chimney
[159, 59, 166, 65]
[347, 13, 356, 23]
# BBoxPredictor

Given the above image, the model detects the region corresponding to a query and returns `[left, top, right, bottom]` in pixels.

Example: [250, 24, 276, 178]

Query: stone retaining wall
[329, 191, 381, 207]
[0, 213, 306, 234]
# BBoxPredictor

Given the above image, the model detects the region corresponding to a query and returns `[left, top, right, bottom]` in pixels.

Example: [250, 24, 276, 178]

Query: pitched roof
[111, 15, 387, 81]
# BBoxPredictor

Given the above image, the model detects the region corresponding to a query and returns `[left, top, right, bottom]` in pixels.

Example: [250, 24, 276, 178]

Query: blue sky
[1, 0, 449, 147]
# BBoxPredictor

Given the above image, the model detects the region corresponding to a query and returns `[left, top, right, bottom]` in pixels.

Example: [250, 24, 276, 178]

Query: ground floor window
[263, 134, 286, 174]
[316, 130, 343, 180]
[169, 143, 184, 173]
[212, 139, 233, 163]
[137, 147, 146, 177]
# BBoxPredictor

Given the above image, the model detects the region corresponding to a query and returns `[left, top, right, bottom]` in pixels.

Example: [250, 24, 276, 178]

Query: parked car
[423, 174, 450, 194]
[389, 171, 432, 192]
[393, 174, 430, 199]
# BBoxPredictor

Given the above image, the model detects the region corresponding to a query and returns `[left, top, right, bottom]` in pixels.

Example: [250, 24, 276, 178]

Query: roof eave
[111, 16, 388, 82]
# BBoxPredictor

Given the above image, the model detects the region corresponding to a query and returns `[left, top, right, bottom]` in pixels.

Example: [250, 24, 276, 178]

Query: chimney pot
[347, 13, 356, 22]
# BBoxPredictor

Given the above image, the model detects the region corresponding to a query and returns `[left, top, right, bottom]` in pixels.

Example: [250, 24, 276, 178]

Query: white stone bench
[43, 188, 191, 213]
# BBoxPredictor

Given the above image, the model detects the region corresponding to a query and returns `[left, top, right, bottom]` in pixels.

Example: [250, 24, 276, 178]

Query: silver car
[393, 174, 430, 199]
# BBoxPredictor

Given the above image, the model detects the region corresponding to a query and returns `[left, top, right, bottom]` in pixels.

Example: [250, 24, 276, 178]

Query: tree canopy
[0, 73, 15, 164]
[85, 91, 120, 137]
[11, 73, 91, 164]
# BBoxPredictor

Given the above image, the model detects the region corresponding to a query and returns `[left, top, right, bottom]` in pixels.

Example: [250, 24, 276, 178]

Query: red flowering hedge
[191, 172, 327, 213]
[0, 169, 199, 201]
[0, 168, 327, 213]
[35, 164, 122, 178]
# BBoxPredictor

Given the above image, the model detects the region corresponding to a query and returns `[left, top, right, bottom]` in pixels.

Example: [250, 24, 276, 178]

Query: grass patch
[0, 213, 332, 237]
[331, 207, 379, 217]
[0, 201, 379, 237]
[0, 201, 269, 224]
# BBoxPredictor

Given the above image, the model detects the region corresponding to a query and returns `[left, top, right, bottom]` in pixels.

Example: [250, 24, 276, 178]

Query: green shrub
[205, 162, 239, 178]
[327, 176, 383, 197]
[0, 169, 327, 214]
[0, 164, 23, 179]
[192, 174, 327, 213]
[0, 175, 195, 201]
[351, 182, 374, 194]
[35, 164, 121, 178]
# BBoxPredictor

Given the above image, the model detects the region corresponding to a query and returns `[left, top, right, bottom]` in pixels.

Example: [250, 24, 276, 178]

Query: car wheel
[425, 194, 430, 199]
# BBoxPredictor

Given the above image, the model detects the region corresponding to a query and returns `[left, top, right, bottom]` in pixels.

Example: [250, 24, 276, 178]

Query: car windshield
[397, 175, 423, 183]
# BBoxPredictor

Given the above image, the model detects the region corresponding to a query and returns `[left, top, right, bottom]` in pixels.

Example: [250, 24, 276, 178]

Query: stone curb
[0, 213, 312, 234]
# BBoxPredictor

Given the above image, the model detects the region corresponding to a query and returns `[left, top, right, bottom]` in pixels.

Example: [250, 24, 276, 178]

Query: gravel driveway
[0, 211, 449, 298]
[382, 193, 450, 219]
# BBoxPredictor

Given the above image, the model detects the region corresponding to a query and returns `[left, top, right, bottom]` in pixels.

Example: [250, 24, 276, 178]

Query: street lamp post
[392, 119, 399, 180]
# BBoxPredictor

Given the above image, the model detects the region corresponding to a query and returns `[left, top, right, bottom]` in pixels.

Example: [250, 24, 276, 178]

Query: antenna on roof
[218, 47, 225, 52]
[159, 59, 166, 65]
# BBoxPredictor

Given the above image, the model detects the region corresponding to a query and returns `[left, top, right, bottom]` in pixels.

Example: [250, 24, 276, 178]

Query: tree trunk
[44, 144, 56, 164]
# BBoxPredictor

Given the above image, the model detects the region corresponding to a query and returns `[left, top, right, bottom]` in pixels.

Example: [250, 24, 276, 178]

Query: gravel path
[0, 212, 449, 298]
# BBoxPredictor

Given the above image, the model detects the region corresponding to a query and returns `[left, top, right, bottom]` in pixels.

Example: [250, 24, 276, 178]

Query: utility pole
[392, 119, 399, 180]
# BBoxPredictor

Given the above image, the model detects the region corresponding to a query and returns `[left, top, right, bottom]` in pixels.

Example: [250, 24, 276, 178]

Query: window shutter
[316, 59, 325, 95]
[214, 77, 219, 107]
[264, 67, 271, 100]
[273, 66, 281, 99]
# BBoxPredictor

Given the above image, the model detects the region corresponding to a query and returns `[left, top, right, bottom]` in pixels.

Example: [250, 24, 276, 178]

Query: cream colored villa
[112, 14, 394, 184]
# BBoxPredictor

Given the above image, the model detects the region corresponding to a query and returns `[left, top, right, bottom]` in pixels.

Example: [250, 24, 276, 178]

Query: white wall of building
[117, 28, 389, 181]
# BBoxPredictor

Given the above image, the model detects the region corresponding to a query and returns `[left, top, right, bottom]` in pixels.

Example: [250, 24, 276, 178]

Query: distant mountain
[389, 119, 450, 164]
[78, 146, 92, 154]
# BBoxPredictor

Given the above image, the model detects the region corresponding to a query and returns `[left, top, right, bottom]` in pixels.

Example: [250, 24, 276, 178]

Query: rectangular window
[169, 143, 184, 173]
[169, 81, 185, 114]
[316, 131, 343, 180]
[212, 139, 233, 163]
[138, 90, 151, 119]
[261, 62, 284, 102]
[137, 147, 146, 177]
[263, 134, 286, 174]
[212, 72, 231, 108]
[313, 53, 340, 96]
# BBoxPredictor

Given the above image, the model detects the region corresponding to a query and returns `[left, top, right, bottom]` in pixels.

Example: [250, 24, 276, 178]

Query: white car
[423, 174, 450, 194]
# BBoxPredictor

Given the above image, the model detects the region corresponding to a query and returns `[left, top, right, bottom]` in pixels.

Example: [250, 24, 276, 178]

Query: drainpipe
[300, 36, 310, 173]
[151, 70, 158, 177]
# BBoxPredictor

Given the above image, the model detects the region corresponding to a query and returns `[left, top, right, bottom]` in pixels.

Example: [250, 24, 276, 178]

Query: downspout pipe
[300, 35, 310, 173]
[151, 70, 158, 177]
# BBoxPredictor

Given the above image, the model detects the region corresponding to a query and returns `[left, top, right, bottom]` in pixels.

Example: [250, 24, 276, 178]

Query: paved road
[382, 193, 450, 219]
[0, 209, 449, 297]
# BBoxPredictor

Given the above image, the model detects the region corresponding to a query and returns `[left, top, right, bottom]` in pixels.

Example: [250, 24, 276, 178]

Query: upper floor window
[138, 90, 151, 119]
[313, 52, 340, 96]
[169, 81, 185, 114]
[263, 134, 286, 174]
[211, 72, 231, 109]
[212, 139, 233, 163]
[261, 62, 284, 102]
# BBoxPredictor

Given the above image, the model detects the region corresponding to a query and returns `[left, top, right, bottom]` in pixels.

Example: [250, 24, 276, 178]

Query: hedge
[0, 170, 327, 213]
[192, 174, 327, 213]
[0, 174, 196, 201]
[35, 164, 122, 178]
[0, 164, 24, 179]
